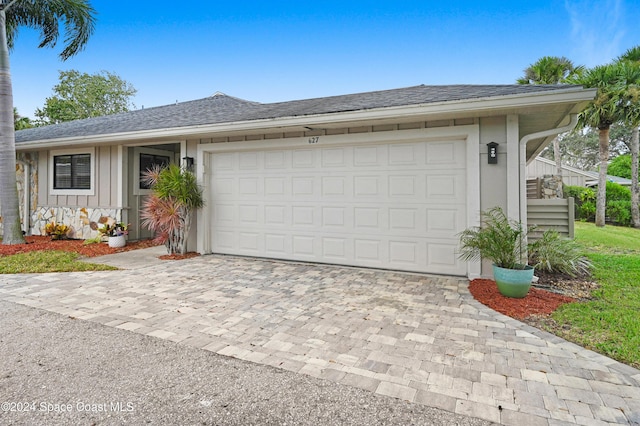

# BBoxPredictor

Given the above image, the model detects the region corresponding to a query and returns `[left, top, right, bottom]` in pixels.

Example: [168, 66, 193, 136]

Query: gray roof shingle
[16, 84, 579, 143]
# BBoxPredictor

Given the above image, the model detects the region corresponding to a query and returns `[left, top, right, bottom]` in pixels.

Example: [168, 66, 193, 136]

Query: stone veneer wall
[32, 207, 122, 240]
[541, 174, 563, 199]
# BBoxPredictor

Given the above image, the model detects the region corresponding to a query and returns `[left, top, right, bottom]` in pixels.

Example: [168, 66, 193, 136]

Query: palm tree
[141, 164, 204, 255]
[0, 0, 95, 244]
[617, 46, 640, 228]
[517, 56, 584, 85]
[568, 62, 640, 227]
[517, 56, 585, 178]
[13, 107, 31, 130]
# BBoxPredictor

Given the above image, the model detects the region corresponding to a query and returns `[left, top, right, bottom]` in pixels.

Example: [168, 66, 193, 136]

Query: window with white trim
[53, 153, 91, 189]
[49, 147, 95, 196]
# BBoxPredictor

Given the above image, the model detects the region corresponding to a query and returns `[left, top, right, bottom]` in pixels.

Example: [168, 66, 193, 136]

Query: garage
[204, 129, 472, 275]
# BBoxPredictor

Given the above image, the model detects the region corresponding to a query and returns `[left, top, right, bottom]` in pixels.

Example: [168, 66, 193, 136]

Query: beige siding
[97, 145, 116, 206]
[478, 116, 508, 212]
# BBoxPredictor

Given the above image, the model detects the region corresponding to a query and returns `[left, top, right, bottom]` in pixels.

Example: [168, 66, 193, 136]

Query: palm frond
[5, 0, 96, 60]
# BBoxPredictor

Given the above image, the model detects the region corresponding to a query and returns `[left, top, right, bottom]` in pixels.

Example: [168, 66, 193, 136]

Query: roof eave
[16, 87, 597, 150]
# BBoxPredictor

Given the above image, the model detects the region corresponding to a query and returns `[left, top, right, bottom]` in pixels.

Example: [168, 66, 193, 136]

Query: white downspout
[16, 159, 30, 235]
[519, 114, 579, 229]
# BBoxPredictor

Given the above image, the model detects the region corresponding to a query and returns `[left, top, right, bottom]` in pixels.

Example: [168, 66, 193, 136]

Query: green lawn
[0, 251, 117, 274]
[550, 222, 640, 368]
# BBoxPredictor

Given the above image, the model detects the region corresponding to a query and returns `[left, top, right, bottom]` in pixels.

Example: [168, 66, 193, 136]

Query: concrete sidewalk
[1, 249, 639, 425]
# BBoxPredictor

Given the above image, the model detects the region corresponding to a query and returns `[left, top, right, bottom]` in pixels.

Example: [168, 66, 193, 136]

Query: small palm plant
[458, 207, 529, 269]
[528, 230, 592, 277]
[141, 164, 204, 255]
[458, 207, 592, 298]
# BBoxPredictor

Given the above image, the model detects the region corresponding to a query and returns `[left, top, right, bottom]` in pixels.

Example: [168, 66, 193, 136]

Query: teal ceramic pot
[492, 264, 534, 298]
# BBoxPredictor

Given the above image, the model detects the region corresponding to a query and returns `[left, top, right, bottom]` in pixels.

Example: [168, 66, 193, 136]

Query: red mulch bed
[0, 236, 201, 261]
[159, 252, 200, 260]
[0, 235, 160, 258]
[469, 278, 575, 320]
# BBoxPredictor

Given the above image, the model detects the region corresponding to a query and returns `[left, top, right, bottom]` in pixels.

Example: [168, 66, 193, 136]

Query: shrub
[44, 222, 70, 240]
[528, 230, 592, 276]
[578, 201, 596, 222]
[605, 182, 632, 226]
[607, 200, 632, 226]
[141, 164, 204, 255]
[565, 183, 632, 226]
[83, 235, 102, 245]
[565, 185, 596, 221]
[564, 185, 595, 202]
[606, 181, 631, 201]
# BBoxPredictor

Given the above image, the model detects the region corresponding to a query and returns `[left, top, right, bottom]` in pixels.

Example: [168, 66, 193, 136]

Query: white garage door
[208, 138, 467, 275]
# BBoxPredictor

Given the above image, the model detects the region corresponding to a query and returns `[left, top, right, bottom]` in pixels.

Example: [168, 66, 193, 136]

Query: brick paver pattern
[1, 253, 639, 425]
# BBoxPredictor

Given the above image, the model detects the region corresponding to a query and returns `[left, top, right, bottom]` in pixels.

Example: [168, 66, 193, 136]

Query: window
[53, 153, 91, 189]
[49, 148, 95, 196]
[139, 153, 170, 189]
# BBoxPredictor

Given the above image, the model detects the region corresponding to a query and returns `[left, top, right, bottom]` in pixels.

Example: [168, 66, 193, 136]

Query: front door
[128, 146, 176, 240]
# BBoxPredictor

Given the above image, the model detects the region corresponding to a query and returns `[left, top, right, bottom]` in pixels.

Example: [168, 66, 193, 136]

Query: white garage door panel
[210, 139, 467, 275]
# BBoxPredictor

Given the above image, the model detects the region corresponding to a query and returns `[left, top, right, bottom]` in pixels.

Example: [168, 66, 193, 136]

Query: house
[527, 156, 632, 187]
[13, 84, 596, 278]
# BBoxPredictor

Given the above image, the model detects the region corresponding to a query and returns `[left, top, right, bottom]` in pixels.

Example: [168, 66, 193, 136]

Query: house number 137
[308, 136, 320, 144]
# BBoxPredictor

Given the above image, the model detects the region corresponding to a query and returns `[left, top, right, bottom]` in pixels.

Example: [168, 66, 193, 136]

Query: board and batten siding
[37, 145, 120, 208]
[527, 198, 575, 239]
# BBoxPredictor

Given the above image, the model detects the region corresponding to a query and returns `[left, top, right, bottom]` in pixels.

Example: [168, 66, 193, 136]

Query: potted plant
[98, 220, 129, 248]
[458, 207, 534, 298]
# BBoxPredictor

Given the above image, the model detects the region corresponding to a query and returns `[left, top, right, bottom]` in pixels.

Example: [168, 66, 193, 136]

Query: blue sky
[9, 0, 640, 119]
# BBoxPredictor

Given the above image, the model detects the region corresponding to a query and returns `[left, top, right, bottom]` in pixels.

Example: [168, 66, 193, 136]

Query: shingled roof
[16, 84, 580, 143]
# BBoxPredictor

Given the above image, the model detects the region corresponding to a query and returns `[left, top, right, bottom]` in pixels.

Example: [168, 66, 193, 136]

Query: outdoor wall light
[487, 142, 499, 164]
[183, 156, 194, 171]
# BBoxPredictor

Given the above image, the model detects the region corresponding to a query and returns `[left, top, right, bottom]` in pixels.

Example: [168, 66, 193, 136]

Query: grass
[550, 222, 640, 368]
[0, 251, 117, 274]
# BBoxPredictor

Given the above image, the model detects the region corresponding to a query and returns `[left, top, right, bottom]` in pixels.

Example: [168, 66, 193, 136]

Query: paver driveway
[1, 250, 639, 425]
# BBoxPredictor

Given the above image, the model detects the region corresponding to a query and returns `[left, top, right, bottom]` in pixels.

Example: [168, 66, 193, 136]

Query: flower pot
[108, 235, 126, 248]
[492, 264, 534, 298]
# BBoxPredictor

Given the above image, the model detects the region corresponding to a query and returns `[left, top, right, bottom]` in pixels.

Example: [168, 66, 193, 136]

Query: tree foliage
[608, 154, 633, 179]
[35, 70, 136, 124]
[540, 124, 631, 170]
[567, 61, 640, 227]
[13, 107, 32, 130]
